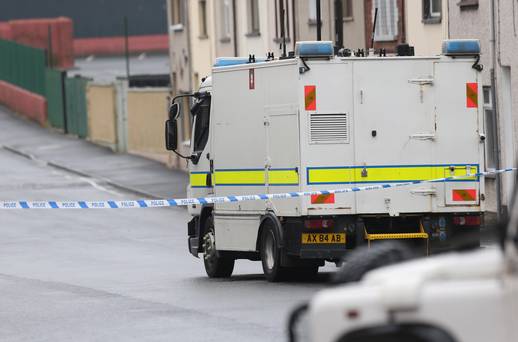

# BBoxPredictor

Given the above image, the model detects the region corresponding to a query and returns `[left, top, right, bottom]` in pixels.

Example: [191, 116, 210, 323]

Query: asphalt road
[0, 147, 332, 342]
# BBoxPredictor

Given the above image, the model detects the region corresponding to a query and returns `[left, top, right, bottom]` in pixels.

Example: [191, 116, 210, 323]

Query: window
[199, 0, 208, 38]
[171, 0, 184, 25]
[483, 86, 496, 169]
[248, 0, 260, 34]
[422, 0, 442, 22]
[458, 0, 479, 10]
[191, 96, 211, 156]
[308, 0, 317, 22]
[342, 0, 353, 20]
[373, 0, 399, 42]
[220, 0, 232, 41]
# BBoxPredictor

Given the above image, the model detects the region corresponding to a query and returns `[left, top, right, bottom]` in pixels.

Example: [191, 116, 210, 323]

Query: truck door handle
[411, 188, 437, 196]
[408, 78, 434, 85]
[410, 133, 435, 140]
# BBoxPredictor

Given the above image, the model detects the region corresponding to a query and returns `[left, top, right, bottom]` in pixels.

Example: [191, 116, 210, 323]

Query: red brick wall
[0, 81, 47, 126]
[74, 34, 169, 57]
[1, 17, 74, 69]
[364, 0, 406, 53]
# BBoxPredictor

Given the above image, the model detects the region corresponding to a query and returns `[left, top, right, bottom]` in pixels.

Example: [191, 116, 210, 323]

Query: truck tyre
[260, 219, 289, 282]
[332, 241, 415, 284]
[202, 215, 234, 278]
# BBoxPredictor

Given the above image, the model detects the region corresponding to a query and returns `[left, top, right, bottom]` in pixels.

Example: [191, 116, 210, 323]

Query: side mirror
[169, 102, 180, 120]
[165, 119, 178, 151]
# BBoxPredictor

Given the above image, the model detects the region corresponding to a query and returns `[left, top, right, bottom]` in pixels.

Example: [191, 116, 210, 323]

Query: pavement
[0, 106, 187, 199]
[0, 107, 332, 341]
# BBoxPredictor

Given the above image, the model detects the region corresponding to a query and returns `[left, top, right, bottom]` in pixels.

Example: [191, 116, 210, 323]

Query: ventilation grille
[310, 113, 349, 144]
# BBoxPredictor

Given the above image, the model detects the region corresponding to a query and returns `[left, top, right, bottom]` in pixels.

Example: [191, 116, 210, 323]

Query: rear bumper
[281, 213, 483, 260]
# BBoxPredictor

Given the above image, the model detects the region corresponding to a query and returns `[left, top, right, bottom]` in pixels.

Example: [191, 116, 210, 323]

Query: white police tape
[1, 168, 515, 210]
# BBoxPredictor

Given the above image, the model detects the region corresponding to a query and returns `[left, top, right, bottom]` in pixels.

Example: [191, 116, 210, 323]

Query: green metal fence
[0, 39, 46, 96]
[65, 76, 88, 138]
[45, 68, 66, 130]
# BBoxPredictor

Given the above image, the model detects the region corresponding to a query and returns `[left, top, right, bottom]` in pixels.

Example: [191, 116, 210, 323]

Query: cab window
[191, 96, 211, 154]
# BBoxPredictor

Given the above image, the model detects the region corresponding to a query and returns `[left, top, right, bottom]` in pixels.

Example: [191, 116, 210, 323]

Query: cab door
[188, 94, 213, 209]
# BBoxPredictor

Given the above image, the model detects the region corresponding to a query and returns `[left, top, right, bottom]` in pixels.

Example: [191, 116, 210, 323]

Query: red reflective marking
[311, 193, 334, 204]
[305, 85, 316, 110]
[452, 189, 477, 201]
[466, 82, 478, 108]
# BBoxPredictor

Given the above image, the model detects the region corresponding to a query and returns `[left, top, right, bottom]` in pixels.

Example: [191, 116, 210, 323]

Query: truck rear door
[353, 58, 436, 215]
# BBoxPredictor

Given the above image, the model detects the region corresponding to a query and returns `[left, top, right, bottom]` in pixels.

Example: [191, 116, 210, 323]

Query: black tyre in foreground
[332, 241, 415, 284]
[203, 215, 234, 278]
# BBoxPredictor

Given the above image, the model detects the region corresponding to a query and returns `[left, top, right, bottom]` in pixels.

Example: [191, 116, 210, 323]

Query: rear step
[364, 223, 429, 254]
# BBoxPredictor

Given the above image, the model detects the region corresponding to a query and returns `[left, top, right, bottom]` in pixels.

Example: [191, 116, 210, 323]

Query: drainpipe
[292, 0, 296, 50]
[490, 0, 503, 221]
[316, 0, 322, 40]
[186, 0, 193, 93]
[232, 0, 238, 56]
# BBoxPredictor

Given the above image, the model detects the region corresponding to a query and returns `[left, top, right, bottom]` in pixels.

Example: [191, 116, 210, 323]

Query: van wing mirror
[169, 102, 180, 120]
[165, 119, 178, 151]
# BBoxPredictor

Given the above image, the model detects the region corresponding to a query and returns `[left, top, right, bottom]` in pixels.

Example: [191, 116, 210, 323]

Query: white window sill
[170, 24, 184, 33]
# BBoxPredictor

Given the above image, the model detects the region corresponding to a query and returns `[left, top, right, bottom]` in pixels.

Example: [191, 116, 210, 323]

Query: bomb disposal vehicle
[165, 40, 486, 282]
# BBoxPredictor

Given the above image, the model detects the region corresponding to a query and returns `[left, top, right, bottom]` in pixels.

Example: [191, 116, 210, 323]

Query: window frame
[247, 0, 261, 36]
[220, 0, 232, 42]
[170, 0, 185, 28]
[342, 0, 354, 21]
[198, 0, 208, 39]
[422, 0, 442, 24]
[372, 0, 399, 42]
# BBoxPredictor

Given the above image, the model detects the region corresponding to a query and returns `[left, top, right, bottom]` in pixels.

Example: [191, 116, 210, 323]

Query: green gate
[0, 39, 46, 95]
[45, 68, 66, 130]
[65, 76, 88, 138]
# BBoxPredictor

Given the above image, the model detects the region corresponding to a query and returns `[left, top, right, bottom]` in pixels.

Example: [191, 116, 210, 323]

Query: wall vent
[310, 113, 349, 144]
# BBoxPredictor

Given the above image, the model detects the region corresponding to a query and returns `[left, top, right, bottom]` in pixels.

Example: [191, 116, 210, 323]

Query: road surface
[0, 146, 331, 342]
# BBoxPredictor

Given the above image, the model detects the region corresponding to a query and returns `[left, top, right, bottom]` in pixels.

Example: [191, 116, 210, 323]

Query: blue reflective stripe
[289, 192, 300, 197]
[108, 201, 118, 208]
[78, 201, 88, 209]
[228, 196, 238, 202]
[167, 199, 177, 206]
[137, 200, 147, 208]
[198, 198, 208, 205]
[259, 194, 268, 200]
[20, 201, 29, 209]
[49, 201, 58, 209]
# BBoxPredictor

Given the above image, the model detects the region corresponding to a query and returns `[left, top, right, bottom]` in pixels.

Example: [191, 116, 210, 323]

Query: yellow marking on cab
[190, 173, 209, 187]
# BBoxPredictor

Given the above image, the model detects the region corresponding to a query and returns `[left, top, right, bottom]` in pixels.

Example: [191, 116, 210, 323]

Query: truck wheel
[202, 216, 234, 278]
[260, 220, 289, 282]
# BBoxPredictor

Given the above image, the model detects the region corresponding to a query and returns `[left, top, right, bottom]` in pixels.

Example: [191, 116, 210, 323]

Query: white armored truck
[165, 40, 486, 281]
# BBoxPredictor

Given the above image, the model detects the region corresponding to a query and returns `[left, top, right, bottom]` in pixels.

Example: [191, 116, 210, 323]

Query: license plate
[301, 233, 346, 244]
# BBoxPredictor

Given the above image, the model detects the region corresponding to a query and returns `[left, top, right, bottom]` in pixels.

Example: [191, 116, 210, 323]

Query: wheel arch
[256, 211, 284, 252]
[196, 205, 213, 253]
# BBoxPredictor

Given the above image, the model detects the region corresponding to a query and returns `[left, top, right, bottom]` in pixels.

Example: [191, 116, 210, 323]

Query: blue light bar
[214, 57, 266, 67]
[442, 39, 480, 56]
[295, 41, 334, 58]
